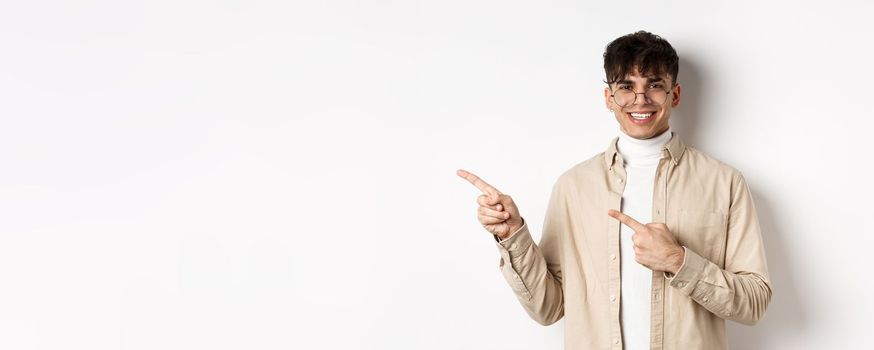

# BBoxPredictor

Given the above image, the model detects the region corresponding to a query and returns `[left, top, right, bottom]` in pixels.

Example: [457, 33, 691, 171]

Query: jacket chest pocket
[677, 209, 728, 268]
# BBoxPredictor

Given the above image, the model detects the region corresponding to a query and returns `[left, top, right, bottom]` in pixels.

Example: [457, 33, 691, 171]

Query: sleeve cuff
[493, 218, 534, 258]
[665, 246, 709, 296]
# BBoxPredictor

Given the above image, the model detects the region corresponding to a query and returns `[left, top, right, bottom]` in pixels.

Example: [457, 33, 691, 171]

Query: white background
[1, 1, 872, 349]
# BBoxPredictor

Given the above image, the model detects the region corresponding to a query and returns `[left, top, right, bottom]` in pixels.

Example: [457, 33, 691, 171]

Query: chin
[623, 127, 653, 139]
[628, 124, 668, 139]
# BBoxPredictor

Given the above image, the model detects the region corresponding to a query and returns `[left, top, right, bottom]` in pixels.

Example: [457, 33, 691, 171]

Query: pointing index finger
[608, 209, 646, 232]
[456, 169, 501, 195]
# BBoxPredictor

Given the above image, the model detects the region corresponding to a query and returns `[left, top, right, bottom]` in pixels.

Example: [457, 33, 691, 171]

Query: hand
[607, 209, 685, 274]
[457, 169, 523, 240]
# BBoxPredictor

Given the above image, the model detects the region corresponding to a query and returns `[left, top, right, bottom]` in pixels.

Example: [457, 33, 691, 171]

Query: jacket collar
[604, 130, 686, 168]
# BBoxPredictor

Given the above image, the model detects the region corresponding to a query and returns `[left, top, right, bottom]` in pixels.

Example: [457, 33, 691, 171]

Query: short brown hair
[603, 31, 679, 86]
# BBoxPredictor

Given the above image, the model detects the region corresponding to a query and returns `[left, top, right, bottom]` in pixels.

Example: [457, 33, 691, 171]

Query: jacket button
[610, 254, 616, 261]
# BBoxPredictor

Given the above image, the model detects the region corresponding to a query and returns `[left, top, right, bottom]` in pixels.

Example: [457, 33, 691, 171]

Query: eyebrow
[615, 77, 665, 85]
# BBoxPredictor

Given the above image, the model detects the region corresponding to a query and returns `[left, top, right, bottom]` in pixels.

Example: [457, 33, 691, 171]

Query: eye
[649, 83, 664, 89]
[617, 85, 632, 90]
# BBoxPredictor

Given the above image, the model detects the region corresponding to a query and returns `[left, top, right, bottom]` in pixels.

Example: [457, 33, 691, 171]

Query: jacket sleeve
[666, 171, 773, 325]
[493, 179, 566, 326]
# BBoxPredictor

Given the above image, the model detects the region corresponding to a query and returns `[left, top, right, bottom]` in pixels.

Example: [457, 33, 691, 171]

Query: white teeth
[630, 112, 653, 119]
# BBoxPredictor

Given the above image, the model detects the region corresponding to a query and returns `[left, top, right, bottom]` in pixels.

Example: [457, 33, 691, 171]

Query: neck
[617, 127, 672, 166]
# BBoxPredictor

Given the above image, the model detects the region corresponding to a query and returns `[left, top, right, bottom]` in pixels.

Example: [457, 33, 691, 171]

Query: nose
[632, 91, 653, 105]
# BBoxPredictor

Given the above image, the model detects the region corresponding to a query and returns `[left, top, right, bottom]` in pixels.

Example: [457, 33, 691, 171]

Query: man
[457, 31, 772, 349]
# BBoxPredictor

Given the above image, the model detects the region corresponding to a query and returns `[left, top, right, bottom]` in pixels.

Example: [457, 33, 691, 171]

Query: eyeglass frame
[608, 82, 676, 107]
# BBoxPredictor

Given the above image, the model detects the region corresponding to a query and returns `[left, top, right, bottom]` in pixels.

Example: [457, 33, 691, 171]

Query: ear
[604, 86, 613, 110]
[671, 82, 681, 108]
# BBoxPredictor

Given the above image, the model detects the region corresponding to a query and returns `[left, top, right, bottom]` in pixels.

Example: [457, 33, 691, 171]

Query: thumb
[488, 193, 500, 205]
[499, 194, 517, 212]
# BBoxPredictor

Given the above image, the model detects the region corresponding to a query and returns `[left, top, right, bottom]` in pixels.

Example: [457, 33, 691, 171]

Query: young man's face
[603, 66, 681, 140]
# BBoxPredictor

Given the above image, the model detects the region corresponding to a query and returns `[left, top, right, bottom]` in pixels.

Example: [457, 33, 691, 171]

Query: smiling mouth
[628, 112, 655, 120]
[626, 111, 657, 125]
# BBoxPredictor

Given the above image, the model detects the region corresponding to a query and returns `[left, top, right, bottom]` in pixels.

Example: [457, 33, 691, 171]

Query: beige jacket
[494, 133, 772, 349]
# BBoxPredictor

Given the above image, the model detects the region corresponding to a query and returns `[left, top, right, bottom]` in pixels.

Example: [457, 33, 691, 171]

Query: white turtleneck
[616, 127, 673, 350]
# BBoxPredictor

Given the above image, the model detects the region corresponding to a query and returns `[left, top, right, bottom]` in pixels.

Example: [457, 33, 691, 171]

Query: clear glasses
[609, 84, 672, 108]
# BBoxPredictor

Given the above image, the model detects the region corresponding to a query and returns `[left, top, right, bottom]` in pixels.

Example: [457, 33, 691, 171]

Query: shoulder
[681, 146, 750, 190]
